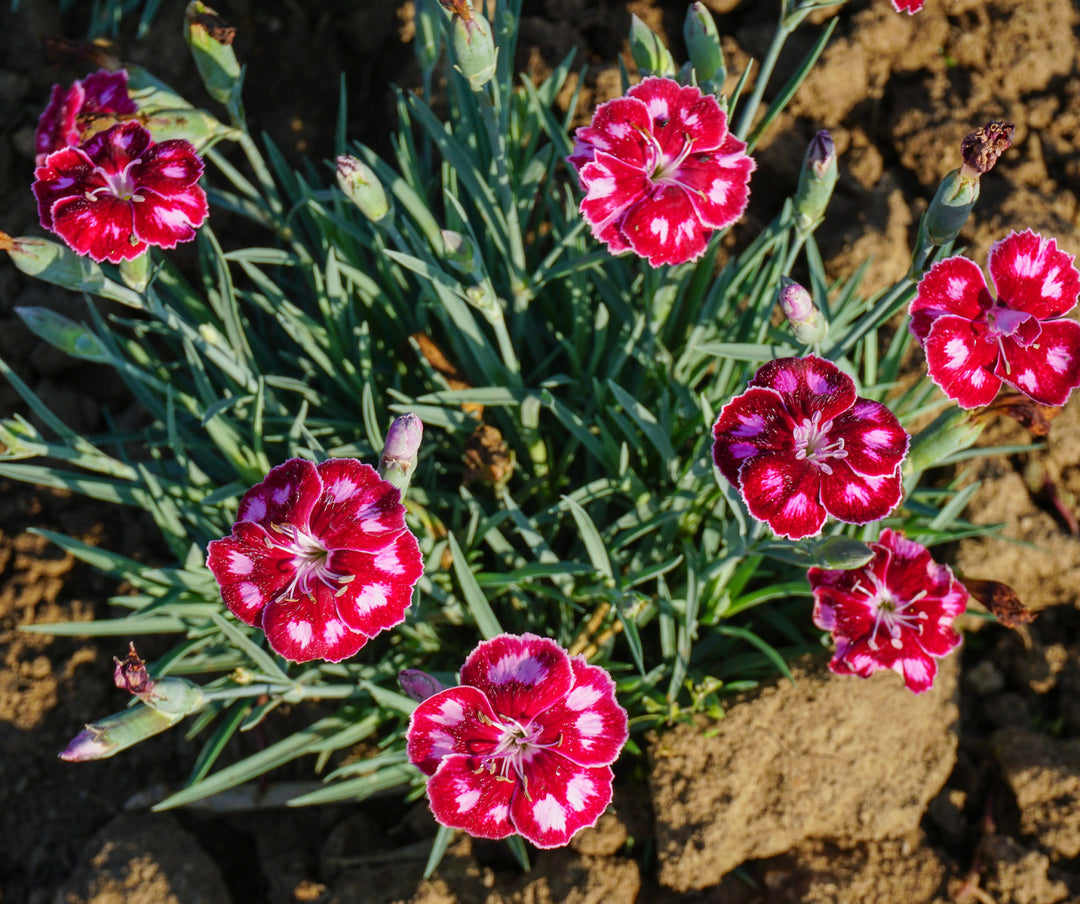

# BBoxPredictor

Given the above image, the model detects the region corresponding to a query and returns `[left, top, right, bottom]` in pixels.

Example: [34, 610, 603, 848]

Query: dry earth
[2, 0, 1080, 902]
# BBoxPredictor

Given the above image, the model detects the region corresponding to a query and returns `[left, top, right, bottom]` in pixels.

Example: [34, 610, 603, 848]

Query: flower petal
[711, 386, 793, 486]
[407, 686, 502, 776]
[829, 398, 909, 477]
[459, 633, 574, 725]
[909, 255, 991, 345]
[989, 229, 1080, 320]
[510, 755, 614, 849]
[35, 82, 83, 160]
[676, 132, 755, 230]
[260, 589, 368, 663]
[819, 464, 904, 525]
[425, 753, 517, 840]
[749, 356, 858, 426]
[49, 194, 146, 263]
[312, 459, 408, 551]
[738, 453, 827, 540]
[80, 120, 152, 173]
[619, 184, 711, 267]
[131, 184, 208, 249]
[132, 138, 206, 190]
[237, 458, 322, 528]
[922, 314, 1002, 408]
[997, 318, 1080, 407]
[32, 145, 97, 230]
[536, 658, 628, 768]
[569, 95, 652, 172]
[328, 529, 422, 636]
[630, 77, 726, 156]
[79, 70, 137, 117]
[205, 521, 295, 625]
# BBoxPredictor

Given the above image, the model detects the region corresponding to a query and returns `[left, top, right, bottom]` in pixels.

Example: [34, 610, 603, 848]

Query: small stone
[965, 659, 1005, 696]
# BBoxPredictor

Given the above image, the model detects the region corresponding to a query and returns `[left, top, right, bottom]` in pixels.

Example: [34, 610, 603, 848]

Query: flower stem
[478, 87, 528, 294]
[734, 20, 793, 141]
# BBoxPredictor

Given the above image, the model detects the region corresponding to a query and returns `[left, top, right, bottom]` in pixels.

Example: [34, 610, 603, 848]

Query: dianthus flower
[891, 0, 924, 12]
[34, 69, 138, 164]
[206, 458, 423, 663]
[568, 76, 755, 267]
[32, 121, 209, 264]
[711, 356, 909, 540]
[909, 230, 1080, 409]
[407, 633, 629, 849]
[809, 529, 967, 694]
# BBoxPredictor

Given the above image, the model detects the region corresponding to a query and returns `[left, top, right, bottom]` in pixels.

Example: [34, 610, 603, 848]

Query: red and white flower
[32, 121, 209, 264]
[909, 230, 1080, 409]
[206, 458, 423, 663]
[809, 529, 967, 694]
[35, 69, 138, 164]
[407, 633, 629, 849]
[711, 356, 909, 540]
[568, 76, 755, 267]
[891, 0, 924, 12]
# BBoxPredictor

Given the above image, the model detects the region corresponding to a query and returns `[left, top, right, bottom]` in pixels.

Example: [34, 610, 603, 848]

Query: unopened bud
[794, 130, 838, 233]
[398, 668, 446, 703]
[437, 0, 497, 91]
[777, 278, 827, 345]
[120, 251, 151, 293]
[185, 2, 241, 108]
[378, 413, 423, 496]
[629, 15, 677, 79]
[959, 120, 1014, 180]
[336, 155, 391, 223]
[2, 233, 104, 294]
[684, 3, 725, 84]
[921, 168, 980, 247]
[903, 406, 986, 479]
[441, 229, 478, 269]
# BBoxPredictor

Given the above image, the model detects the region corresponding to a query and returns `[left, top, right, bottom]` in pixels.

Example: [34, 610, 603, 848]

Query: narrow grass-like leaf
[446, 531, 502, 640]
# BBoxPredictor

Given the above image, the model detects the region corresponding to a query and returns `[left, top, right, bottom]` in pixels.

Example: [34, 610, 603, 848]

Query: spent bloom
[35, 69, 138, 164]
[33, 121, 209, 264]
[809, 529, 968, 694]
[206, 458, 423, 663]
[711, 356, 909, 540]
[909, 229, 1080, 409]
[568, 76, 755, 267]
[407, 633, 629, 848]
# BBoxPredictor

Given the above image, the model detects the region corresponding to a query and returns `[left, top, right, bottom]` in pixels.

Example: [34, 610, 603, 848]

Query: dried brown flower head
[959, 120, 1015, 179]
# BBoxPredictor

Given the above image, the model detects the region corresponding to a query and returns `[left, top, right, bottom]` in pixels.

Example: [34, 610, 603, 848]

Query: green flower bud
[629, 15, 677, 78]
[14, 306, 110, 364]
[794, 130, 838, 233]
[449, 6, 497, 91]
[184, 2, 242, 108]
[2, 233, 105, 294]
[336, 155, 391, 223]
[922, 168, 980, 247]
[119, 252, 151, 293]
[903, 406, 986, 478]
[684, 3, 725, 84]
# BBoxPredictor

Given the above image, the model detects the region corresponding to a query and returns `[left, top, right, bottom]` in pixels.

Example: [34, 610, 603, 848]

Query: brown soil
[2, 0, 1080, 902]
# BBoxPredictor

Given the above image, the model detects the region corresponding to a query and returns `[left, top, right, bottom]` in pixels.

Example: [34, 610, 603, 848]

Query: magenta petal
[570, 95, 652, 171]
[819, 464, 903, 525]
[996, 318, 1080, 406]
[260, 589, 368, 663]
[131, 186, 208, 249]
[750, 357, 858, 425]
[510, 755, 614, 849]
[426, 754, 517, 840]
[909, 256, 990, 344]
[206, 521, 295, 625]
[923, 315, 1002, 408]
[81, 120, 152, 173]
[739, 454, 827, 539]
[988, 229, 1080, 321]
[620, 185, 711, 267]
[80, 70, 137, 116]
[328, 530, 421, 636]
[459, 633, 574, 724]
[35, 83, 83, 160]
[132, 139, 205, 190]
[237, 458, 322, 527]
[829, 399, 909, 477]
[711, 387, 793, 486]
[891, 0, 924, 11]
[50, 194, 146, 264]
[632, 78, 725, 155]
[676, 134, 755, 229]
[536, 659, 628, 768]
[579, 153, 652, 237]
[33, 146, 96, 230]
[312, 460, 407, 550]
[407, 686, 502, 776]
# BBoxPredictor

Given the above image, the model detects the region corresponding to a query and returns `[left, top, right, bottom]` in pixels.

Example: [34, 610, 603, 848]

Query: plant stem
[734, 20, 793, 141]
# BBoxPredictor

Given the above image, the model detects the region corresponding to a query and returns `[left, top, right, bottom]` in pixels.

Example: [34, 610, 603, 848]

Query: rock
[993, 728, 1080, 859]
[968, 835, 1076, 904]
[649, 654, 959, 891]
[53, 812, 232, 904]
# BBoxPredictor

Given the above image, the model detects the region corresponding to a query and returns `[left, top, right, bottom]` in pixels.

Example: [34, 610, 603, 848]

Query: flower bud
[441, 229, 479, 269]
[120, 251, 151, 293]
[0, 234, 144, 308]
[629, 15, 677, 79]
[777, 277, 827, 345]
[336, 155, 391, 223]
[398, 668, 446, 703]
[14, 306, 110, 364]
[793, 130, 838, 233]
[684, 3, 725, 84]
[440, 0, 497, 91]
[903, 406, 986, 478]
[184, 2, 241, 108]
[378, 413, 424, 495]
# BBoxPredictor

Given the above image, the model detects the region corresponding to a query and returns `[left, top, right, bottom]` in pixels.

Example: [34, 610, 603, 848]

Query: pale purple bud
[778, 278, 814, 323]
[336, 155, 391, 223]
[807, 130, 835, 179]
[378, 413, 424, 496]
[59, 725, 114, 762]
[398, 668, 446, 703]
